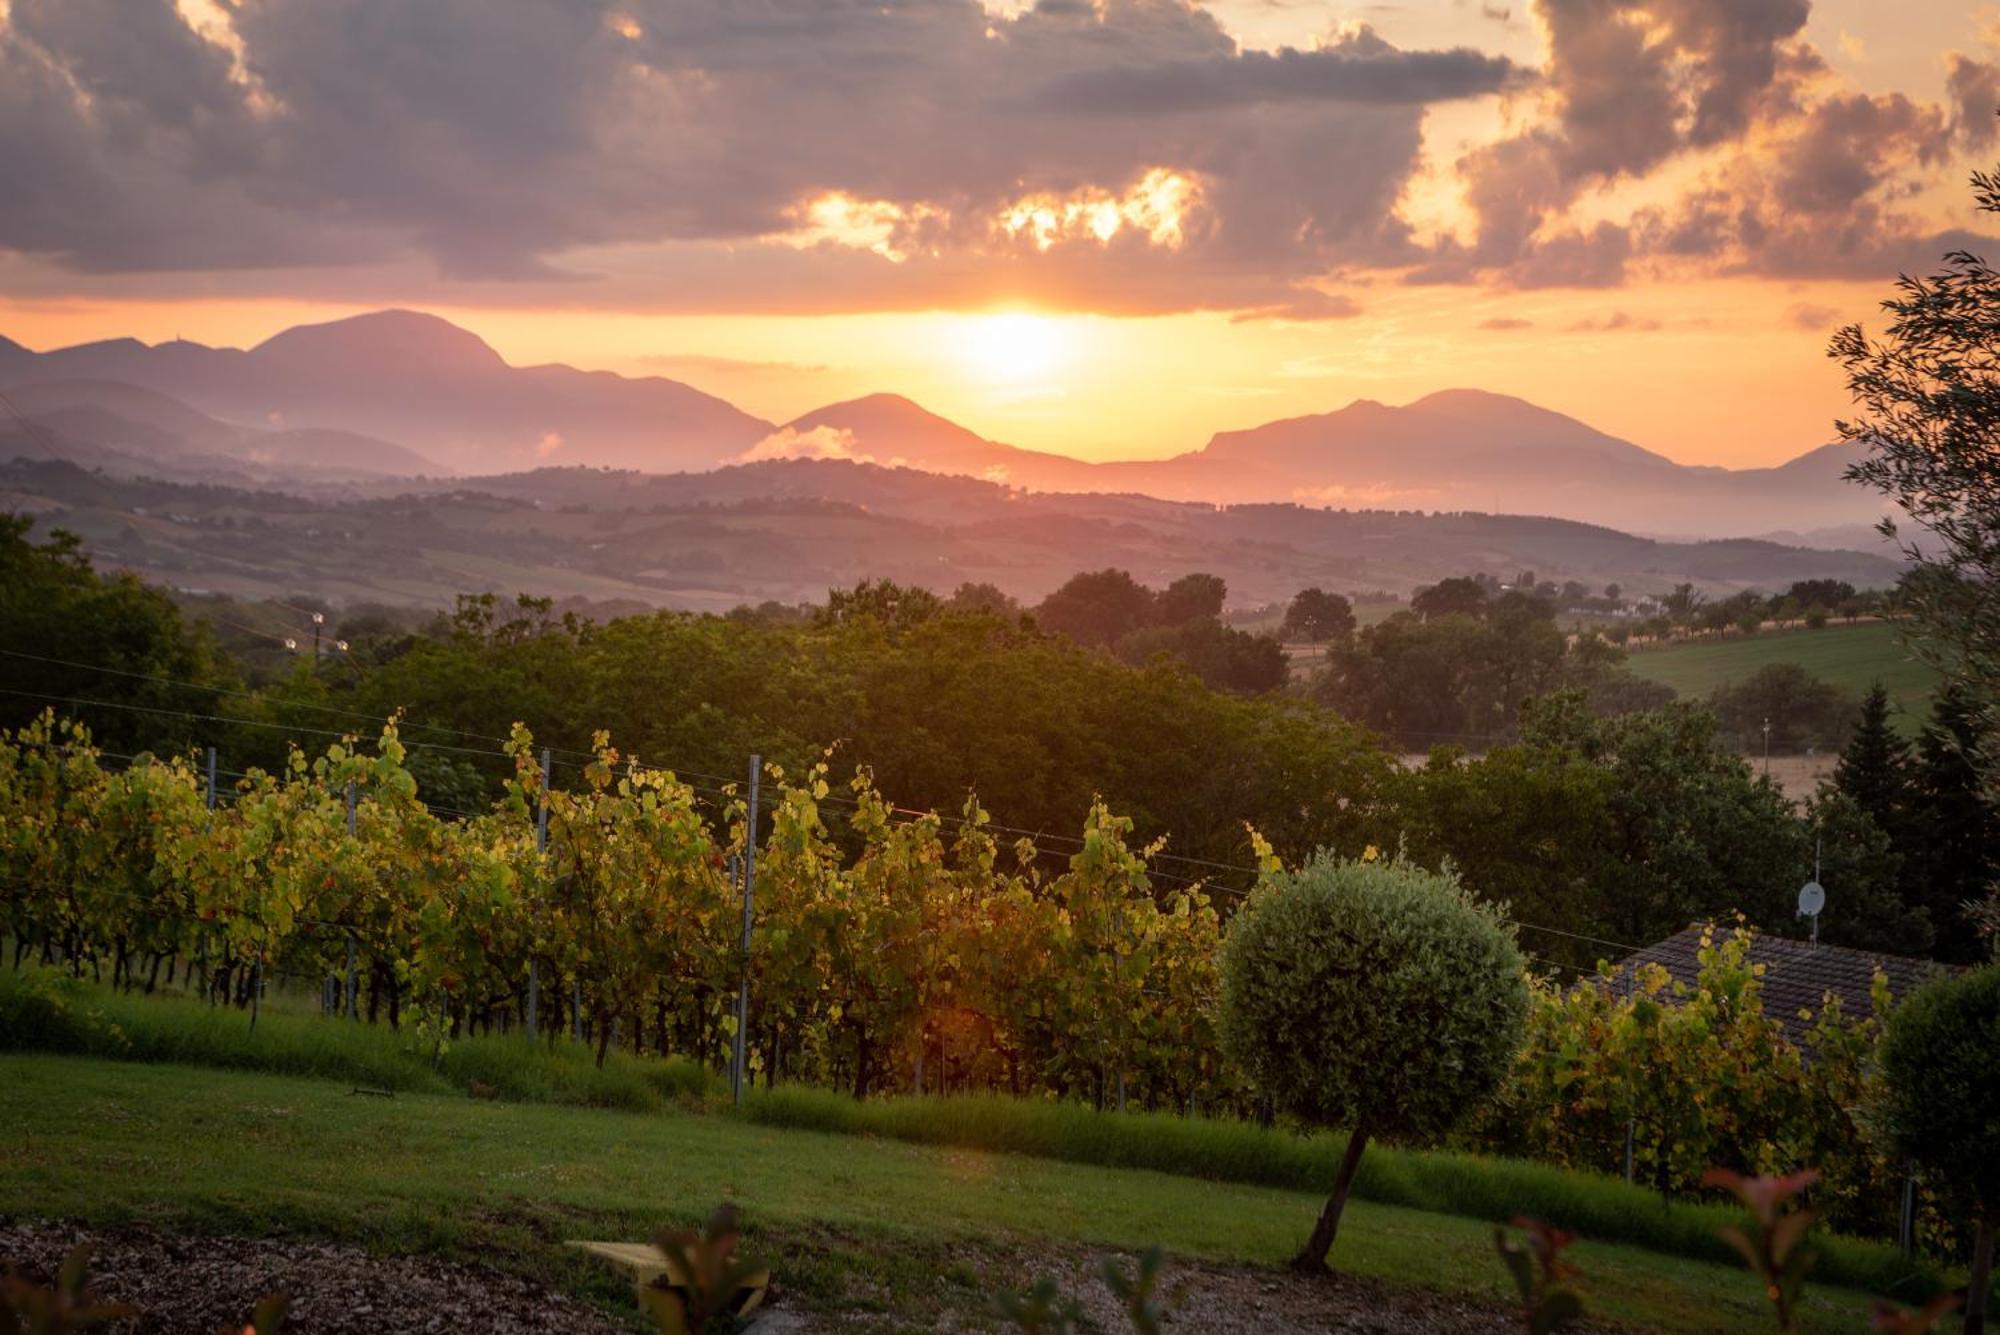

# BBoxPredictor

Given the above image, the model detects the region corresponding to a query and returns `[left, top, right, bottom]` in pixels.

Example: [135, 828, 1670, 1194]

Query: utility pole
[344, 781, 358, 1020]
[527, 748, 550, 1041]
[1810, 839, 1821, 949]
[732, 754, 761, 1107]
[199, 747, 216, 1003]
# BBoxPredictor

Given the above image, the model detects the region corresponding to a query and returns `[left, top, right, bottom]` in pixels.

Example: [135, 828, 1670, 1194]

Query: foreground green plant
[640, 1204, 768, 1335]
[1870, 1295, 1961, 1333]
[0, 1246, 134, 1334]
[1101, 1247, 1179, 1334]
[992, 1276, 1084, 1334]
[1494, 1216, 1584, 1334]
[1706, 1168, 1820, 1332]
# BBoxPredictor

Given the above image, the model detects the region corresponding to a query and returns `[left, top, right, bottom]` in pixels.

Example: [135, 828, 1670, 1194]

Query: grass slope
[0, 967, 1946, 1311]
[0, 1054, 1902, 1333]
[1627, 622, 1940, 732]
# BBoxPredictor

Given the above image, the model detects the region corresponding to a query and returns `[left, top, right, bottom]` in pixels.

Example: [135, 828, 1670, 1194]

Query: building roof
[1608, 924, 1947, 1043]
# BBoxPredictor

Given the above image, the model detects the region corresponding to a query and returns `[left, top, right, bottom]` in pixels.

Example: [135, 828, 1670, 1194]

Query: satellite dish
[1797, 880, 1825, 917]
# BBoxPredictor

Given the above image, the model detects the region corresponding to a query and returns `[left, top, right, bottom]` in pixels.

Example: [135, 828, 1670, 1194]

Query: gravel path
[0, 1221, 630, 1334]
[3, 1220, 1604, 1333]
[1021, 1248, 1554, 1333]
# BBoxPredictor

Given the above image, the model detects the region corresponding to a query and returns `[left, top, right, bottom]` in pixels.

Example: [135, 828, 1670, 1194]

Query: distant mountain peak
[1407, 387, 1541, 413]
[787, 392, 997, 450]
[250, 308, 508, 377]
[794, 392, 959, 425]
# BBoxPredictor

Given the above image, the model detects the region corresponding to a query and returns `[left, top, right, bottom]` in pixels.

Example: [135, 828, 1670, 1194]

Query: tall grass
[0, 966, 721, 1112]
[739, 1091, 1941, 1297]
[0, 967, 1945, 1299]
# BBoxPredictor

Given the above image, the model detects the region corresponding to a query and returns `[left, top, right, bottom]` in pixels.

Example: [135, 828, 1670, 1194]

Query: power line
[0, 687, 519, 761]
[6, 646, 1334, 878]
[0, 648, 601, 761]
[8, 654, 1646, 956]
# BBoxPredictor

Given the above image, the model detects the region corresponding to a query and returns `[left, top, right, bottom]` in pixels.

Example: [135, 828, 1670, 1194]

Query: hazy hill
[776, 394, 1101, 483]
[797, 387, 1884, 537]
[1, 456, 1900, 614]
[1, 311, 772, 475]
[0, 379, 435, 481]
[0, 310, 1890, 538]
[1196, 389, 1680, 482]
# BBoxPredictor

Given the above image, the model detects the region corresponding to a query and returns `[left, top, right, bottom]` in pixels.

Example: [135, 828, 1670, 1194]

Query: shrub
[1878, 965, 2000, 1334]
[1494, 1217, 1584, 1334]
[1492, 924, 1905, 1226]
[1218, 855, 1527, 1270]
[1704, 1169, 1820, 1332]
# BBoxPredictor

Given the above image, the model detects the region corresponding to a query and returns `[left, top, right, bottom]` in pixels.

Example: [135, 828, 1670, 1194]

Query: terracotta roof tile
[1606, 924, 1948, 1050]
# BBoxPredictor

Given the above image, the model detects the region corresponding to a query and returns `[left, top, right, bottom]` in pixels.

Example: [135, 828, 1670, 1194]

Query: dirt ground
[1024, 1247, 1594, 1334]
[1, 1220, 1604, 1334]
[0, 1221, 627, 1335]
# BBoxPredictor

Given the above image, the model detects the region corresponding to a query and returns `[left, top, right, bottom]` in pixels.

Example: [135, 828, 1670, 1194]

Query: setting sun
[957, 311, 1071, 385]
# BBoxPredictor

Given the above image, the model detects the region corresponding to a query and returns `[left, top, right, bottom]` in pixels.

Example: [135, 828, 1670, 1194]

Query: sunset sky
[2, 0, 1996, 466]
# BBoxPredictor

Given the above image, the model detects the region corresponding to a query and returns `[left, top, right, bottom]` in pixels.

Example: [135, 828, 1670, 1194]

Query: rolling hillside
[1, 456, 1903, 613]
[1626, 622, 1941, 733]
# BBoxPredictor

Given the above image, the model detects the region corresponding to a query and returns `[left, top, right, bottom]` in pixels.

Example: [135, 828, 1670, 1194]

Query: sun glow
[956, 311, 1071, 385]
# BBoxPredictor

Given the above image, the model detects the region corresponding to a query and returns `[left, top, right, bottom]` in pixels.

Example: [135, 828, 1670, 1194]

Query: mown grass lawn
[1626, 621, 1939, 731]
[0, 1054, 1904, 1333]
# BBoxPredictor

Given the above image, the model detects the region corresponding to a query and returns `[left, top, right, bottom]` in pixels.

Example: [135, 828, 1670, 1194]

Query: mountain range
[1, 308, 1886, 540]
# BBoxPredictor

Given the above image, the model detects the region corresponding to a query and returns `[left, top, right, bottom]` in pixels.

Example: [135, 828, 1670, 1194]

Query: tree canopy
[1281, 588, 1355, 644]
[1877, 965, 2000, 1333]
[0, 515, 234, 757]
[1219, 855, 1526, 1270]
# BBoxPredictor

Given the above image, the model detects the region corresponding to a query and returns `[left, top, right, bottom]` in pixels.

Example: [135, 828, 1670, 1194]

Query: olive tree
[1834, 166, 2000, 940]
[1219, 855, 1528, 1272]
[1877, 965, 2000, 1334]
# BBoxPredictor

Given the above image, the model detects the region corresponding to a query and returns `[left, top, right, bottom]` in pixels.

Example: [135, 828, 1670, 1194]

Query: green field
[1627, 621, 1941, 732]
[0, 1054, 1909, 1333]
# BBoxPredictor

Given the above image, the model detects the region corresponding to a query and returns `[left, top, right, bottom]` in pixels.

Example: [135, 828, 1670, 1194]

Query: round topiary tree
[1220, 854, 1529, 1272]
[1878, 965, 2000, 1335]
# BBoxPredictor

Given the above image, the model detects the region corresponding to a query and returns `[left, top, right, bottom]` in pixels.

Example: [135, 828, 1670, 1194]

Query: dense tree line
[2, 514, 1990, 964]
[1033, 568, 1288, 694]
[1812, 683, 2000, 963]
[1310, 582, 1672, 749]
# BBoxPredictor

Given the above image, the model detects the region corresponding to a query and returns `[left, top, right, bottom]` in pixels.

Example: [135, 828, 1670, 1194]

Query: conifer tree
[1830, 682, 1912, 843]
[1912, 684, 2000, 963]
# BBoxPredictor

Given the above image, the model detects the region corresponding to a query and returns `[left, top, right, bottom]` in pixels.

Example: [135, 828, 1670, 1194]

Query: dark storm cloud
[1617, 88, 1972, 281]
[1948, 54, 2000, 150]
[0, 0, 1483, 308]
[1773, 93, 1949, 216]
[0, 0, 1986, 307]
[0, 0, 386, 271]
[1037, 40, 1523, 114]
[1444, 0, 1982, 289]
[1453, 0, 1811, 279]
